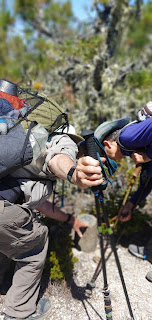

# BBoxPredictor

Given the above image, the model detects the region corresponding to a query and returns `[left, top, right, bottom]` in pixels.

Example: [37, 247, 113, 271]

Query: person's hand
[69, 217, 89, 238]
[74, 156, 106, 189]
[119, 201, 134, 222]
[131, 151, 151, 164]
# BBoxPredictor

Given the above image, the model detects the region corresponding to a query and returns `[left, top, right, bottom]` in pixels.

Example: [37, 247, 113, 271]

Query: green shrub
[93, 158, 152, 237]
[126, 70, 152, 89]
[43, 219, 78, 283]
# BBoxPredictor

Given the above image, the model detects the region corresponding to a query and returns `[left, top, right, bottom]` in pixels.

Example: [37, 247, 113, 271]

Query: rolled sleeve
[20, 180, 54, 209]
[43, 134, 78, 175]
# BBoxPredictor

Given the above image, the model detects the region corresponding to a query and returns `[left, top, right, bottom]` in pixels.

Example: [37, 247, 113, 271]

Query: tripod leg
[86, 257, 102, 290]
[86, 244, 113, 291]
[95, 196, 113, 320]
[100, 198, 135, 320]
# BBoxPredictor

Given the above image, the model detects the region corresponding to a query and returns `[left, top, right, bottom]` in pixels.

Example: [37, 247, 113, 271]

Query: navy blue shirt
[118, 118, 152, 204]
[119, 118, 152, 177]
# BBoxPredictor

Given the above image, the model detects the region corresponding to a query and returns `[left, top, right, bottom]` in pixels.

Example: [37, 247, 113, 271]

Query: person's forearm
[49, 154, 104, 189]
[36, 200, 75, 224]
[36, 200, 89, 237]
[130, 179, 152, 205]
[48, 154, 76, 181]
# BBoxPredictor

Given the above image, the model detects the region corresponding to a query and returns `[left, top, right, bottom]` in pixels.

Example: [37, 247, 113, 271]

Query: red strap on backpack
[0, 79, 24, 110]
[0, 91, 23, 110]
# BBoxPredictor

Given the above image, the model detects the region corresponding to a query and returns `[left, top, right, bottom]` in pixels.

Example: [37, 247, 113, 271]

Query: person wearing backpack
[0, 135, 104, 320]
[94, 113, 152, 283]
[0, 81, 105, 320]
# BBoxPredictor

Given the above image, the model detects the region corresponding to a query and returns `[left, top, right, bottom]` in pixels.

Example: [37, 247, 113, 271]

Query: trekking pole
[82, 129, 112, 320]
[82, 129, 135, 320]
[86, 242, 112, 291]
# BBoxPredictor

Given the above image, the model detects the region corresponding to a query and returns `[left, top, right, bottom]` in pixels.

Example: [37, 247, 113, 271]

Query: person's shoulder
[144, 117, 152, 125]
[135, 118, 152, 128]
[126, 118, 152, 129]
[47, 132, 77, 145]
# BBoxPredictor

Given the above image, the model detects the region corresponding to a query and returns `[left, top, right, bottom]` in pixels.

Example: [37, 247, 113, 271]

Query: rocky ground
[0, 191, 152, 320]
[44, 243, 152, 320]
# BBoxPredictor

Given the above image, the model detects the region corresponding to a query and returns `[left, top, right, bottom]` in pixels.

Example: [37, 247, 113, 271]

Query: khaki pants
[0, 203, 48, 318]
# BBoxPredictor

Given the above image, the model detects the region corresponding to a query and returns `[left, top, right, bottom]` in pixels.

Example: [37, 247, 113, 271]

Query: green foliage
[15, 0, 39, 20]
[94, 0, 112, 8]
[124, 4, 152, 54]
[62, 34, 103, 61]
[0, 0, 14, 30]
[139, 4, 152, 33]
[102, 189, 152, 236]
[44, 0, 73, 26]
[101, 0, 110, 5]
[0, 9, 13, 29]
[126, 70, 152, 89]
[119, 206, 152, 236]
[99, 158, 152, 237]
[43, 219, 78, 283]
[129, 25, 148, 49]
[49, 252, 66, 282]
[102, 191, 124, 220]
[15, 0, 74, 38]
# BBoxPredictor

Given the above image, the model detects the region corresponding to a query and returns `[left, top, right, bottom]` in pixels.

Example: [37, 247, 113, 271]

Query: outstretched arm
[36, 200, 89, 238]
[120, 177, 152, 221]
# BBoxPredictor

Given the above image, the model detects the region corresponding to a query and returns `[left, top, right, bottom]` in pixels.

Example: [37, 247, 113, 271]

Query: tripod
[81, 129, 135, 320]
[87, 164, 142, 289]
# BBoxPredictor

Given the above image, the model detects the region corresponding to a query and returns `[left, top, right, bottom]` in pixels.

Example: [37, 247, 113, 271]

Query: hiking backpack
[0, 79, 69, 179]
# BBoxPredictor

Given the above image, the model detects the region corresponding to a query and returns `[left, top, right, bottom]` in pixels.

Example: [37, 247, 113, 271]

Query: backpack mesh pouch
[18, 88, 68, 134]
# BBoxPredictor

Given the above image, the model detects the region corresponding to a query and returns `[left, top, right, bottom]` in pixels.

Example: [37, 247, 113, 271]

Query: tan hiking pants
[0, 202, 48, 318]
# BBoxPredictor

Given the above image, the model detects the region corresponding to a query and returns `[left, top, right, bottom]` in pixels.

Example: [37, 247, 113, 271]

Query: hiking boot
[146, 270, 152, 282]
[2, 297, 51, 320]
[128, 244, 147, 259]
